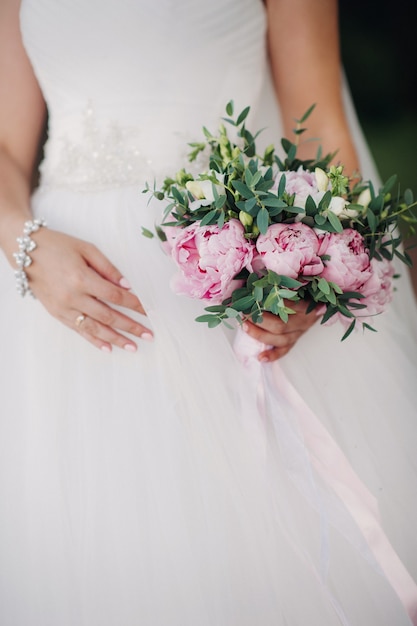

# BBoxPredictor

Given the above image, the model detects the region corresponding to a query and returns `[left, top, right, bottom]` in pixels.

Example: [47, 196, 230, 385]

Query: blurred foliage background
[339, 0, 417, 293]
[339, 0, 417, 192]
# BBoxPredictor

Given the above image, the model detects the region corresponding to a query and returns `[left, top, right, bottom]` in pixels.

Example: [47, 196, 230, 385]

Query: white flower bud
[315, 167, 329, 192]
[239, 211, 253, 227]
[186, 180, 206, 199]
[357, 188, 372, 208]
[329, 196, 359, 219]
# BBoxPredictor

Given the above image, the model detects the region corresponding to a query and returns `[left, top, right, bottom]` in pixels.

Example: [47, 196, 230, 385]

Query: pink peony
[255, 223, 324, 278]
[358, 257, 394, 317]
[170, 219, 254, 302]
[318, 229, 372, 291]
[323, 257, 394, 330]
[273, 166, 320, 208]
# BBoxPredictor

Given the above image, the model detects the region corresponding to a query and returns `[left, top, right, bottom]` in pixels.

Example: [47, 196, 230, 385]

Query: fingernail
[141, 332, 154, 342]
[124, 343, 137, 352]
[242, 323, 249, 332]
[119, 277, 131, 289]
[101, 345, 112, 353]
[259, 355, 269, 363]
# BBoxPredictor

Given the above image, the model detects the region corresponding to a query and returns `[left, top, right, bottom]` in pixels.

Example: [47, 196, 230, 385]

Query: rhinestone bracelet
[13, 218, 47, 297]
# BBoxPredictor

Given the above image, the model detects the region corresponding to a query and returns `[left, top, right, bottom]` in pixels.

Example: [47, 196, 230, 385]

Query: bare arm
[244, 0, 358, 360]
[0, 0, 46, 260]
[0, 0, 152, 352]
[265, 0, 359, 175]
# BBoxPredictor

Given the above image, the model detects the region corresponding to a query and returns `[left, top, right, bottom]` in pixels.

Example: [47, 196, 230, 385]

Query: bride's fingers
[80, 241, 134, 290]
[79, 298, 153, 340]
[72, 315, 141, 353]
[83, 266, 146, 315]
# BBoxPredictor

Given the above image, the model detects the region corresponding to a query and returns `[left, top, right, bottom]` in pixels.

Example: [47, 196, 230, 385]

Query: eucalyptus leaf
[327, 211, 343, 233]
[208, 318, 222, 328]
[257, 207, 269, 234]
[225, 100, 234, 116]
[236, 105, 251, 126]
[141, 227, 154, 239]
[196, 314, 218, 323]
[232, 180, 254, 199]
[232, 295, 256, 312]
[200, 209, 218, 226]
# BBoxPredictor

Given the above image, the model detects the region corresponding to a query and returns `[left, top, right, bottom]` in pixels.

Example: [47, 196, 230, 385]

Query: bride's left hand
[242, 300, 318, 362]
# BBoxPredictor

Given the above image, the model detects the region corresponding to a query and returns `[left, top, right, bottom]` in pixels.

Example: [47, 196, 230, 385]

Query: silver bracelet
[13, 218, 47, 297]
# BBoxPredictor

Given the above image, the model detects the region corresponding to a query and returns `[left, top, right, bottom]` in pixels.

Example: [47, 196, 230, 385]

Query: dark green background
[340, 0, 417, 192]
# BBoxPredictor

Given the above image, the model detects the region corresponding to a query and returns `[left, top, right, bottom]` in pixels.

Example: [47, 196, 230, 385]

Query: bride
[1, 0, 416, 624]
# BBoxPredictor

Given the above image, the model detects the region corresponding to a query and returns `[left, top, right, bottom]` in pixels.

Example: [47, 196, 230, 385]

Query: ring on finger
[75, 313, 87, 328]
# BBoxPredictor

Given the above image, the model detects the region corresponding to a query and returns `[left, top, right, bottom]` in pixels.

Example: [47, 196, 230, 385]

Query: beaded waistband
[39, 104, 195, 192]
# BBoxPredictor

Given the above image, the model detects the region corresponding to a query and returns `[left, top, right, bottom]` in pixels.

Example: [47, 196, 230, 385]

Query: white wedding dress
[1, 1, 417, 624]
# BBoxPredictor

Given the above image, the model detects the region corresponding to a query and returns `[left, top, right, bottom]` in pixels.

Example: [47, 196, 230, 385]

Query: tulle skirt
[1, 180, 417, 625]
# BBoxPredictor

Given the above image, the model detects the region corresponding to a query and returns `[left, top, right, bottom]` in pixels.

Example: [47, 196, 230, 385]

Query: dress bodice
[20, 0, 268, 189]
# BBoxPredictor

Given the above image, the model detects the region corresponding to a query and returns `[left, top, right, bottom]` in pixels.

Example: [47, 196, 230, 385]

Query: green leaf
[196, 314, 218, 323]
[226, 100, 234, 116]
[404, 188, 414, 205]
[394, 248, 412, 267]
[366, 208, 377, 233]
[362, 322, 377, 333]
[305, 195, 317, 216]
[232, 295, 256, 312]
[214, 194, 227, 210]
[263, 196, 287, 209]
[321, 306, 337, 324]
[277, 288, 297, 300]
[281, 138, 294, 154]
[217, 210, 225, 229]
[231, 180, 254, 199]
[341, 320, 356, 341]
[254, 285, 263, 301]
[275, 274, 304, 289]
[245, 197, 258, 212]
[155, 225, 167, 242]
[141, 227, 154, 239]
[263, 290, 279, 311]
[287, 144, 297, 162]
[208, 318, 222, 328]
[225, 307, 240, 318]
[200, 209, 218, 226]
[314, 214, 327, 226]
[257, 207, 269, 234]
[326, 290, 337, 305]
[204, 305, 225, 313]
[317, 190, 331, 210]
[328, 281, 343, 295]
[317, 278, 330, 295]
[236, 105, 251, 126]
[299, 103, 316, 123]
[244, 168, 253, 187]
[382, 174, 397, 195]
[327, 210, 343, 233]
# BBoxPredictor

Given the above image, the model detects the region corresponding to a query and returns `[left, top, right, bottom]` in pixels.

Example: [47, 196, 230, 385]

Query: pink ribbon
[234, 329, 417, 624]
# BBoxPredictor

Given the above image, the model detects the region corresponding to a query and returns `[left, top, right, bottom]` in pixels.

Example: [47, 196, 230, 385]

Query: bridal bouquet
[143, 102, 416, 339]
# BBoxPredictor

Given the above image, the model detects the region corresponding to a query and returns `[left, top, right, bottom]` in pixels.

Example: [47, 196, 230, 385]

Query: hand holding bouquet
[144, 102, 416, 340]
